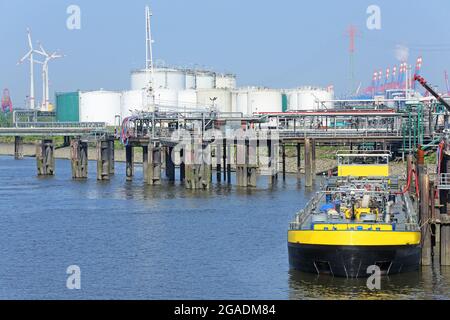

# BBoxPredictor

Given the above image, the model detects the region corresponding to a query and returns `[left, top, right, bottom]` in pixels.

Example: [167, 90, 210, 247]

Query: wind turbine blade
[38, 42, 48, 56]
[17, 50, 32, 64]
[34, 49, 46, 57]
[27, 28, 33, 49]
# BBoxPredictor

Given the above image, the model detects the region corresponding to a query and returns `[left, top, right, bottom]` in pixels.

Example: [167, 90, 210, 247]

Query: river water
[0, 156, 449, 300]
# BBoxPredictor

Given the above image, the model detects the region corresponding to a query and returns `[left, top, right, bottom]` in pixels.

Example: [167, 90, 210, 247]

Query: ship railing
[289, 192, 323, 230]
[438, 173, 450, 190]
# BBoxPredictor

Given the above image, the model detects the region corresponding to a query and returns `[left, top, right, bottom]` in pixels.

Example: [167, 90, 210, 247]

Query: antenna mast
[145, 5, 155, 105]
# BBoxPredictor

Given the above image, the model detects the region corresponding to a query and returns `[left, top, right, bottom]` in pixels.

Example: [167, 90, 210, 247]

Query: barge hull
[288, 243, 420, 278]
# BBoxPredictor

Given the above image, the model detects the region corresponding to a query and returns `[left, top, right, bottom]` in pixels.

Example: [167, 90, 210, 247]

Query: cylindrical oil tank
[79, 90, 121, 126]
[120, 90, 145, 119]
[56, 92, 80, 122]
[197, 89, 232, 113]
[154, 88, 178, 108]
[288, 87, 334, 111]
[185, 70, 197, 89]
[215, 74, 237, 89]
[178, 90, 198, 110]
[165, 68, 186, 90]
[131, 67, 186, 91]
[195, 71, 216, 89]
[247, 88, 282, 114]
[234, 90, 249, 115]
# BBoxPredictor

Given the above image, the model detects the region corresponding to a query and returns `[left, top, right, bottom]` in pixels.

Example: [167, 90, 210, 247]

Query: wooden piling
[441, 224, 450, 266]
[14, 136, 23, 160]
[96, 139, 111, 181]
[70, 138, 88, 179]
[420, 174, 432, 266]
[36, 139, 55, 176]
[147, 142, 162, 185]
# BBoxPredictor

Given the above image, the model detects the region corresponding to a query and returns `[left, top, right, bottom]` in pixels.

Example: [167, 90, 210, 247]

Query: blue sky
[1, 0, 450, 107]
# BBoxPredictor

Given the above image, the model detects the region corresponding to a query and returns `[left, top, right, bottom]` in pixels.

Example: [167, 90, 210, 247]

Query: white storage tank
[185, 70, 197, 89]
[165, 68, 186, 90]
[154, 88, 178, 108]
[131, 67, 186, 91]
[195, 71, 216, 89]
[178, 90, 198, 110]
[79, 90, 121, 126]
[216, 73, 237, 89]
[247, 88, 282, 114]
[197, 89, 232, 113]
[288, 87, 334, 111]
[120, 90, 145, 119]
[234, 89, 249, 115]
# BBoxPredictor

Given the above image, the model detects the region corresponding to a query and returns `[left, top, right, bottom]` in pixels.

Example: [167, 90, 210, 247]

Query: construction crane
[414, 74, 450, 112]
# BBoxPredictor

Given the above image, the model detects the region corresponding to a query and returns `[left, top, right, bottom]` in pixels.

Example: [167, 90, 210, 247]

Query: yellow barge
[288, 151, 421, 277]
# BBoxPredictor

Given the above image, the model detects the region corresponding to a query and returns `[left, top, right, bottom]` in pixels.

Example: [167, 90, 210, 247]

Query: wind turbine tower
[17, 28, 37, 110]
[35, 43, 63, 111]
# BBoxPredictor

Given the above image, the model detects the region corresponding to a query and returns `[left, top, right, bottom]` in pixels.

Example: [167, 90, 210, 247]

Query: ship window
[314, 261, 333, 275]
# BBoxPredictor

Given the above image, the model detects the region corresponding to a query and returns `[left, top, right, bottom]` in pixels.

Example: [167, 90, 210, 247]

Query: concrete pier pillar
[14, 136, 24, 160]
[109, 138, 115, 175]
[296, 143, 302, 183]
[216, 144, 222, 183]
[143, 145, 149, 183]
[126, 145, 134, 181]
[147, 142, 162, 185]
[166, 146, 175, 182]
[185, 143, 211, 190]
[305, 138, 313, 187]
[180, 148, 185, 182]
[36, 139, 55, 176]
[268, 136, 278, 186]
[236, 139, 257, 187]
[223, 138, 227, 182]
[96, 139, 111, 181]
[311, 139, 316, 180]
[70, 138, 88, 179]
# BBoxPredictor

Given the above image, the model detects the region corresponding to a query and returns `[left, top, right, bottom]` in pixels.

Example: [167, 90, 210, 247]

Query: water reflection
[289, 265, 450, 300]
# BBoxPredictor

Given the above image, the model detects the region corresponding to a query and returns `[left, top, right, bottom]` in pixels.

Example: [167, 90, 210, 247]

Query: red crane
[414, 75, 450, 112]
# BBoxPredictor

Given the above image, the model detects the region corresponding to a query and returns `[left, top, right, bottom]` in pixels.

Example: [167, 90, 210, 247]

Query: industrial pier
[2, 86, 450, 268]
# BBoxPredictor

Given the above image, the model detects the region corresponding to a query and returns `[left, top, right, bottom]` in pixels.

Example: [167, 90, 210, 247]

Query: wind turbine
[17, 28, 37, 110]
[35, 43, 63, 111]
